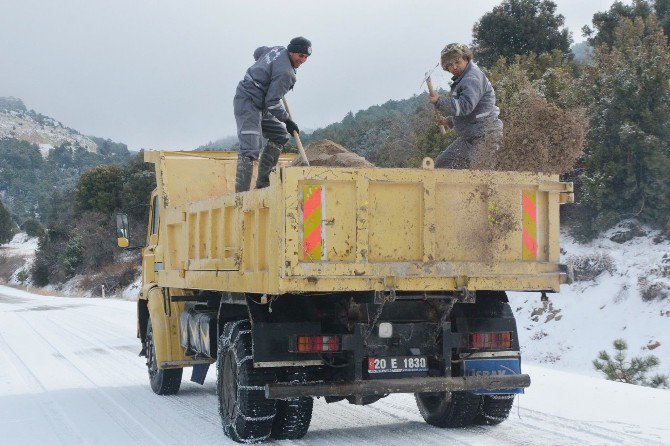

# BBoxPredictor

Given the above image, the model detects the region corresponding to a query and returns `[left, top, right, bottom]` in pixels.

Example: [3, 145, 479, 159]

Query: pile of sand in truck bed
[291, 139, 374, 167]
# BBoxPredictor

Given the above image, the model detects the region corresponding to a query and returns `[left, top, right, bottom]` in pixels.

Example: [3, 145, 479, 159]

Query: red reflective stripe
[522, 229, 538, 257]
[522, 192, 537, 222]
[303, 187, 322, 221]
[304, 224, 322, 252]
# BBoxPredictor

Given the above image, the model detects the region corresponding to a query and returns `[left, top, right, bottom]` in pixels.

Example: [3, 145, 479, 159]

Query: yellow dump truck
[117, 150, 573, 443]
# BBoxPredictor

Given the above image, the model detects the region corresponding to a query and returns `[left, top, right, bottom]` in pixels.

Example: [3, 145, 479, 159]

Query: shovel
[425, 74, 447, 135]
[282, 97, 310, 166]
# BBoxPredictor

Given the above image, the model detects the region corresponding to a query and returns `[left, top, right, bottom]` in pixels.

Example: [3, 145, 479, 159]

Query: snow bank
[0, 232, 38, 285]
[2, 232, 38, 256]
[513, 221, 670, 378]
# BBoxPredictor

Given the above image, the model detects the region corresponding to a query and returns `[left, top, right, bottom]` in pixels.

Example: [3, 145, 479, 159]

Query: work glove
[285, 118, 299, 135]
[437, 115, 454, 129]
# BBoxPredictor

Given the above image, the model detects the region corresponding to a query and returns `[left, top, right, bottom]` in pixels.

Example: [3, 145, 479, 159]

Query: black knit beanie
[287, 36, 312, 55]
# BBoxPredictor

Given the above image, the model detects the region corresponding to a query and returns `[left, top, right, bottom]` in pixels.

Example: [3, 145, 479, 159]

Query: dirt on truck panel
[126, 149, 573, 443]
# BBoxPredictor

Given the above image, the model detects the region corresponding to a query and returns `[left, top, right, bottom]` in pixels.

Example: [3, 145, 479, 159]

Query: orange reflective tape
[303, 185, 324, 261]
[522, 190, 537, 260]
[522, 192, 537, 223]
[304, 224, 322, 254]
[522, 230, 538, 258]
[303, 187, 322, 221]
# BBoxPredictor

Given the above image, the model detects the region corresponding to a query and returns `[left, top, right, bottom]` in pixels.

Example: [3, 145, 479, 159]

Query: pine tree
[76, 164, 124, 214]
[593, 339, 669, 388]
[583, 0, 655, 47]
[0, 199, 14, 244]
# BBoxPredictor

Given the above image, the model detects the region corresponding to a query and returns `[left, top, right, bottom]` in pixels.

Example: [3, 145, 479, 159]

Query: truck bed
[147, 151, 573, 295]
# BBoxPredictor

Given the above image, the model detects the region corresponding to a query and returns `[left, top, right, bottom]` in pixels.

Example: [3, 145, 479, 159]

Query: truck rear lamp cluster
[296, 336, 340, 353]
[469, 331, 512, 350]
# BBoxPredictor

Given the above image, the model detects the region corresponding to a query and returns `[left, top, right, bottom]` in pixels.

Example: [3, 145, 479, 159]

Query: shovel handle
[426, 76, 447, 135]
[281, 97, 310, 166]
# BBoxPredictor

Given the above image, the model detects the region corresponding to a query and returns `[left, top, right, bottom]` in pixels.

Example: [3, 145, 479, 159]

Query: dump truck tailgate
[280, 167, 571, 292]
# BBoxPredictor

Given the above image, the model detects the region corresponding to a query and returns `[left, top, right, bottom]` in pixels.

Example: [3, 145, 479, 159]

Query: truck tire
[469, 293, 516, 426]
[146, 318, 182, 395]
[271, 369, 313, 440]
[415, 391, 482, 428]
[217, 320, 276, 443]
[474, 394, 515, 425]
[416, 291, 515, 428]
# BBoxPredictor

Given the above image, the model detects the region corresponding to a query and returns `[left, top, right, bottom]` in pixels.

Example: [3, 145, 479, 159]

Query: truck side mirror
[116, 213, 130, 248]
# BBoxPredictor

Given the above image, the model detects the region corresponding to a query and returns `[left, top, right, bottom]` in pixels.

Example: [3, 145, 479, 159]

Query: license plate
[463, 358, 524, 395]
[367, 356, 428, 374]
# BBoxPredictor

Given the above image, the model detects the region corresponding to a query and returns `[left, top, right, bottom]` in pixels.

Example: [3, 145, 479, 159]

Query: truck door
[142, 192, 161, 286]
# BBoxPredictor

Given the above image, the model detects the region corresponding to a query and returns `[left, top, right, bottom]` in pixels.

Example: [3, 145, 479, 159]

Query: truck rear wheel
[217, 320, 276, 443]
[146, 318, 182, 395]
[415, 391, 482, 428]
[468, 293, 516, 425]
[271, 369, 313, 440]
[474, 394, 515, 425]
[271, 397, 313, 439]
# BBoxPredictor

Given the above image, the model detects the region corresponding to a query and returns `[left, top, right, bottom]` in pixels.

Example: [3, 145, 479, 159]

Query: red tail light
[296, 336, 340, 353]
[469, 332, 512, 350]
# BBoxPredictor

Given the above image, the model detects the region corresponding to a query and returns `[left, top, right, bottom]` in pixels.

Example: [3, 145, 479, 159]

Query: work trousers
[233, 94, 289, 159]
[435, 124, 503, 170]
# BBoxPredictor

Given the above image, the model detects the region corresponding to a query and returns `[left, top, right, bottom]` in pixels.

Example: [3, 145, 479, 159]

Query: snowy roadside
[0, 232, 141, 300]
[0, 232, 38, 284]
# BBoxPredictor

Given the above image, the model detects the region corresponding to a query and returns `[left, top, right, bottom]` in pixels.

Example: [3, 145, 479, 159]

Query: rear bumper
[265, 374, 531, 399]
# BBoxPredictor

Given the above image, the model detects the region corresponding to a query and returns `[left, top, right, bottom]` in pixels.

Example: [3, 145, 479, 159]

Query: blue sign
[463, 358, 524, 395]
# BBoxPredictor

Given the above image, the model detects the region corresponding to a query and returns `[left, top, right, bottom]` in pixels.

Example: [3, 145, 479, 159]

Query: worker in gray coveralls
[234, 36, 311, 192]
[428, 43, 503, 169]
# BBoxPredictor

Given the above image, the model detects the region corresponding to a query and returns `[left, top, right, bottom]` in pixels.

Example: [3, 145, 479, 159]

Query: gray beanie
[287, 36, 312, 55]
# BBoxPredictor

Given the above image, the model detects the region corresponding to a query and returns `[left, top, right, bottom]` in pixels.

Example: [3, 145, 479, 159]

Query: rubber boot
[235, 154, 253, 192]
[255, 141, 283, 189]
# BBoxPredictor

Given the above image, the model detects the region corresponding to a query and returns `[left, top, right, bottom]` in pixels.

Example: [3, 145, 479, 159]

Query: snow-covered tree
[577, 15, 670, 238]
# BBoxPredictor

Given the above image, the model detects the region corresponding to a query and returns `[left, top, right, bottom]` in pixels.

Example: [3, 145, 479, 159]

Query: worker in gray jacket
[429, 43, 503, 169]
[234, 36, 311, 192]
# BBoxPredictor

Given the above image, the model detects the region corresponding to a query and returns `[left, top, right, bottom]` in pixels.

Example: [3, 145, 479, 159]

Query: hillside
[0, 97, 99, 154]
[301, 94, 432, 159]
[0, 97, 131, 222]
[196, 92, 448, 171]
[513, 222, 670, 378]
[571, 41, 592, 62]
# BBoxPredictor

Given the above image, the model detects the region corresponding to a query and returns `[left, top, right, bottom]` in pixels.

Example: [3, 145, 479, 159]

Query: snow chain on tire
[415, 391, 482, 428]
[217, 320, 276, 443]
[474, 394, 515, 425]
[271, 369, 313, 440]
[471, 295, 516, 426]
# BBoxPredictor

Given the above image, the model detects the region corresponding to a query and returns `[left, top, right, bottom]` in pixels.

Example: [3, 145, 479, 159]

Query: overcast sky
[0, 0, 618, 150]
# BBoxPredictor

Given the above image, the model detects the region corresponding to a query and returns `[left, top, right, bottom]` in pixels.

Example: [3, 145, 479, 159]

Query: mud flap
[190, 363, 210, 385]
[463, 358, 524, 395]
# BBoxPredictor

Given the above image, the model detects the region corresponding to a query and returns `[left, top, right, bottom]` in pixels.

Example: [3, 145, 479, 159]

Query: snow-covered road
[1, 285, 669, 445]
